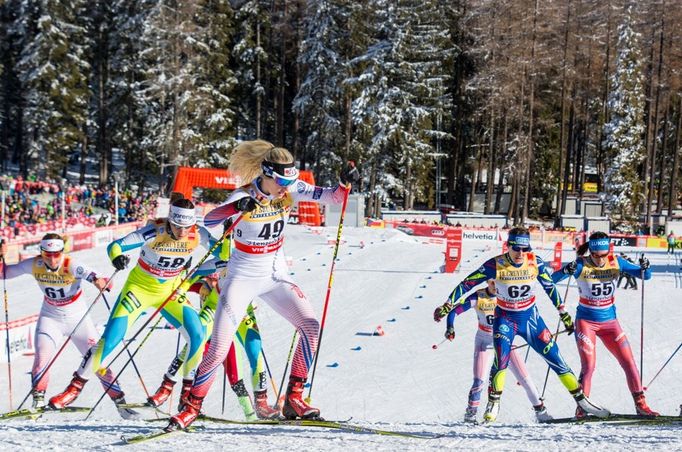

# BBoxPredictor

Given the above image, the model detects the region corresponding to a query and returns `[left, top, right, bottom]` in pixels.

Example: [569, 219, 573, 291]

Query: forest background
[0, 0, 680, 229]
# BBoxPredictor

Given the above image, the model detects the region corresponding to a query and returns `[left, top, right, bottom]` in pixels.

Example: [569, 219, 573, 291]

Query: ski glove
[563, 260, 578, 276]
[236, 197, 258, 212]
[639, 256, 650, 270]
[433, 303, 453, 322]
[223, 217, 234, 234]
[559, 311, 575, 335]
[112, 255, 130, 271]
[445, 327, 455, 341]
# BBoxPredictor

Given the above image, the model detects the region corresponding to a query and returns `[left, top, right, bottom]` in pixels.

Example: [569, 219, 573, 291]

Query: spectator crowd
[0, 174, 158, 240]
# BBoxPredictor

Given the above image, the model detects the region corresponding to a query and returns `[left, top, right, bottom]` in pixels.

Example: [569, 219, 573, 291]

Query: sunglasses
[169, 222, 193, 230]
[267, 174, 298, 187]
[590, 251, 609, 259]
[510, 245, 530, 252]
[41, 251, 63, 258]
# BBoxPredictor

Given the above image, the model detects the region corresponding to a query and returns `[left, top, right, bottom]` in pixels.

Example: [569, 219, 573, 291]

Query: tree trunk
[556, 0, 572, 221]
[656, 99, 670, 214]
[668, 96, 682, 217]
[485, 109, 496, 214]
[645, 23, 665, 229]
[521, 0, 538, 223]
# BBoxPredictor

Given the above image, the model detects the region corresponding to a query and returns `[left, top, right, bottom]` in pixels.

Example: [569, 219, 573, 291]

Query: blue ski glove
[445, 327, 455, 341]
[563, 260, 578, 275]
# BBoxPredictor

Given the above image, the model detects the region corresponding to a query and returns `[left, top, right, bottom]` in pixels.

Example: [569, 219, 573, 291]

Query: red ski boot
[49, 373, 87, 409]
[168, 394, 203, 430]
[177, 379, 193, 411]
[633, 391, 660, 416]
[254, 390, 282, 420]
[282, 377, 320, 420]
[147, 375, 176, 407]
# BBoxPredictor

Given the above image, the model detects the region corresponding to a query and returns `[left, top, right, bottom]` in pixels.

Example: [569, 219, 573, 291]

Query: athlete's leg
[160, 298, 205, 380]
[31, 312, 61, 393]
[508, 347, 542, 406]
[68, 302, 122, 399]
[190, 276, 260, 399]
[489, 310, 516, 394]
[468, 332, 493, 412]
[597, 320, 642, 393]
[260, 279, 319, 380]
[523, 308, 579, 392]
[575, 318, 599, 396]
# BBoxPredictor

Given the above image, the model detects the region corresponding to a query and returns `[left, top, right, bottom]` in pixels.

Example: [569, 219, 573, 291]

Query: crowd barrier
[0, 314, 38, 361]
[2, 221, 144, 265]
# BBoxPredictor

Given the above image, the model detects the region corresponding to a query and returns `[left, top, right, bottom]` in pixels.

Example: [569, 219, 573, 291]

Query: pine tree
[17, 0, 90, 179]
[602, 8, 646, 229]
[293, 0, 348, 183]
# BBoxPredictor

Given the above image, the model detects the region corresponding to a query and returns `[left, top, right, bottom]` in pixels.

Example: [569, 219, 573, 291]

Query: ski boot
[147, 375, 176, 407]
[31, 390, 46, 410]
[633, 391, 659, 416]
[282, 376, 320, 420]
[570, 388, 610, 418]
[254, 389, 283, 420]
[463, 406, 477, 424]
[168, 394, 203, 430]
[483, 391, 501, 423]
[114, 395, 141, 420]
[231, 380, 257, 421]
[177, 378, 194, 411]
[48, 373, 87, 409]
[533, 402, 553, 422]
[575, 405, 587, 420]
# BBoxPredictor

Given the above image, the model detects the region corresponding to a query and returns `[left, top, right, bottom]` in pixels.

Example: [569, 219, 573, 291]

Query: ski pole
[644, 341, 682, 391]
[431, 338, 448, 350]
[101, 293, 151, 398]
[2, 256, 13, 410]
[221, 369, 227, 415]
[275, 330, 297, 409]
[260, 347, 279, 396]
[169, 331, 181, 412]
[640, 253, 645, 382]
[306, 183, 351, 402]
[541, 275, 572, 399]
[16, 269, 120, 410]
[85, 216, 242, 420]
[512, 329, 568, 351]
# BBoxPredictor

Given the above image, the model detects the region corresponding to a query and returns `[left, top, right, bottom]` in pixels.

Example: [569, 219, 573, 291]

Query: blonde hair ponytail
[229, 140, 295, 182]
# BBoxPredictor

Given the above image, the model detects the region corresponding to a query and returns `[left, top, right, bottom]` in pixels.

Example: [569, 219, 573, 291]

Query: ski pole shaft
[2, 257, 13, 410]
[16, 268, 120, 410]
[276, 330, 297, 409]
[85, 216, 242, 419]
[640, 254, 645, 382]
[644, 341, 682, 391]
[541, 276, 572, 399]
[221, 369, 226, 415]
[431, 338, 448, 350]
[307, 184, 351, 401]
[101, 293, 151, 398]
[260, 347, 279, 396]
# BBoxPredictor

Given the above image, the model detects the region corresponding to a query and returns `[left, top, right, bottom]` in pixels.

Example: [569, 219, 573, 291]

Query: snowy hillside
[0, 226, 680, 450]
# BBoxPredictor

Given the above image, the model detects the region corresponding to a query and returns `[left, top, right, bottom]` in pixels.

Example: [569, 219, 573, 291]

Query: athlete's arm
[617, 255, 652, 280]
[445, 258, 496, 304]
[445, 292, 477, 329]
[536, 256, 565, 311]
[551, 259, 585, 284]
[289, 180, 348, 205]
[1, 258, 34, 279]
[203, 190, 249, 228]
[107, 223, 156, 261]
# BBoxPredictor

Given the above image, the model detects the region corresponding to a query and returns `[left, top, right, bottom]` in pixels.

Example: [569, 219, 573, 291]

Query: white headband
[169, 205, 196, 228]
[40, 238, 65, 253]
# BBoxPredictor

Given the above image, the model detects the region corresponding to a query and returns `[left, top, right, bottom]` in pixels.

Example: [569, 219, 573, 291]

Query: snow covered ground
[0, 225, 680, 450]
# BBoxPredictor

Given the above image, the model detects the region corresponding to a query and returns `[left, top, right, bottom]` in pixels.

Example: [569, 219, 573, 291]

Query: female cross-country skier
[552, 231, 657, 417]
[148, 266, 280, 419]
[168, 139, 349, 430]
[435, 280, 553, 423]
[434, 226, 610, 423]
[0, 234, 119, 412]
[49, 197, 222, 414]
